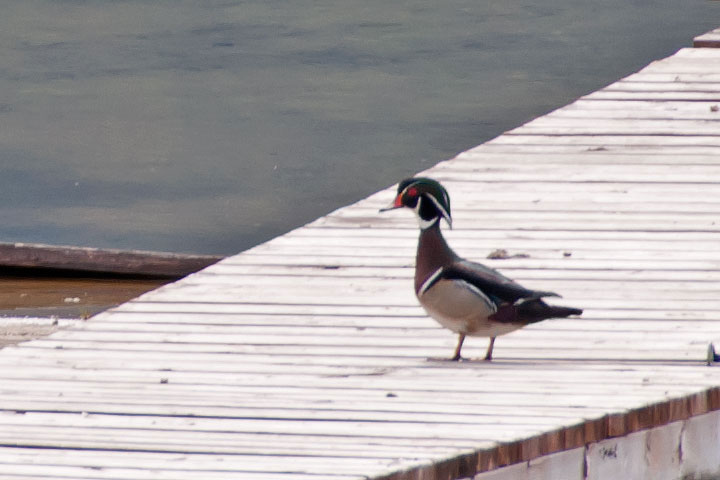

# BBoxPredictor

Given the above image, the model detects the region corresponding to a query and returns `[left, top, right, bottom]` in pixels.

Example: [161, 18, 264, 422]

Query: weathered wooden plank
[0, 431, 476, 463]
[19, 317, 720, 337]
[170, 263, 720, 282]
[649, 47, 720, 59]
[0, 434, 461, 465]
[1, 369, 713, 401]
[622, 72, 720, 82]
[109, 294, 712, 317]
[2, 373, 712, 403]
[0, 448, 366, 480]
[237, 244, 720, 261]
[109, 299, 717, 318]
[0, 445, 429, 480]
[488, 133, 720, 146]
[0, 368, 702, 402]
[308, 229, 720, 247]
[239, 240, 626, 256]
[383, 166, 720, 183]
[214, 256, 720, 272]
[1, 337, 713, 373]
[15, 343, 708, 364]
[0, 242, 222, 278]
[546, 98, 720, 113]
[478, 143, 720, 154]
[0, 361, 714, 396]
[629, 48, 720, 71]
[48, 317, 720, 337]
[11, 336, 712, 361]
[603, 81, 720, 92]
[453, 151, 720, 166]
[0, 465, 333, 480]
[0, 391, 613, 421]
[584, 91, 720, 101]
[2, 362, 711, 396]
[187, 266, 709, 285]
[0, 469, 357, 480]
[0, 411, 559, 437]
[0, 381, 708, 417]
[514, 118, 720, 136]
[0, 451, 387, 479]
[11, 341, 711, 363]
[215, 251, 720, 268]
[311, 219, 720, 234]
[279, 226, 720, 241]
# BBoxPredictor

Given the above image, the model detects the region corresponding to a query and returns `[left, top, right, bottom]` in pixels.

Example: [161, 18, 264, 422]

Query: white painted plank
[214, 256, 720, 274]
[604, 81, 720, 92]
[237, 244, 720, 261]
[0, 380, 707, 416]
[0, 447, 382, 480]
[488, 133, 720, 146]
[514, 120, 720, 136]
[0, 392, 613, 422]
[584, 91, 720, 101]
[10, 341, 711, 363]
[548, 98, 720, 113]
[23, 318, 720, 339]
[623, 73, 720, 83]
[190, 262, 720, 279]
[0, 455, 387, 479]
[275, 227, 720, 242]
[200, 265, 715, 286]
[442, 160, 720, 176]
[671, 48, 720, 58]
[477, 143, 720, 154]
[0, 368, 714, 404]
[0, 412, 548, 446]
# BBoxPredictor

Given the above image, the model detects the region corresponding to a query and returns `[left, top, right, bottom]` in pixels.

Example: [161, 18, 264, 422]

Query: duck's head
[380, 177, 452, 229]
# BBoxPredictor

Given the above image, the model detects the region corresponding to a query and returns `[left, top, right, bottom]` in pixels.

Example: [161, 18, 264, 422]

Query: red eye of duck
[406, 187, 418, 197]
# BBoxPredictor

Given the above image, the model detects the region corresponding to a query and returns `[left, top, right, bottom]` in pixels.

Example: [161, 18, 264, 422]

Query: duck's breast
[418, 278, 499, 334]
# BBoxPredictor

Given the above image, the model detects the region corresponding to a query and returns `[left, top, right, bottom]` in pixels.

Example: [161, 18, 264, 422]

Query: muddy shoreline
[0, 276, 169, 348]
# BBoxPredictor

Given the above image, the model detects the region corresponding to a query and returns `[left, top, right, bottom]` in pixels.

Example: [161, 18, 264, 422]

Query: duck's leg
[450, 334, 466, 361]
[483, 336, 496, 361]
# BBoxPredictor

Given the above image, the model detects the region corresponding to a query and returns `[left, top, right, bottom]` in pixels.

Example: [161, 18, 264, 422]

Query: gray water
[1, 1, 718, 255]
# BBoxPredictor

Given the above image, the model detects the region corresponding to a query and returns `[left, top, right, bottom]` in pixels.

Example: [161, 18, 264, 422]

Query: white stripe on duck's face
[414, 197, 438, 230]
[424, 192, 451, 229]
[418, 275, 523, 338]
[413, 195, 443, 230]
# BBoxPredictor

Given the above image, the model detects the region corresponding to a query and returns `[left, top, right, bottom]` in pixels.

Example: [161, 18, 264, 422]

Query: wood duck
[381, 177, 582, 361]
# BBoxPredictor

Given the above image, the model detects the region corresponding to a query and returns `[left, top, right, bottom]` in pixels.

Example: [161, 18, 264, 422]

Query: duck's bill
[379, 205, 402, 213]
[379, 195, 403, 213]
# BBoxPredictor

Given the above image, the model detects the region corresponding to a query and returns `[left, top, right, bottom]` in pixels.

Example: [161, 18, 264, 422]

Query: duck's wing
[441, 259, 560, 305]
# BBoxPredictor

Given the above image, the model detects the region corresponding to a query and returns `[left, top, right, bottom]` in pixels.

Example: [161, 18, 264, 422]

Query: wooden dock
[2, 38, 720, 479]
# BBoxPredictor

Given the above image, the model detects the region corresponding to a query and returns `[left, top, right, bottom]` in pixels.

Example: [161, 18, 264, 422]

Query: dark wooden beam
[694, 28, 720, 48]
[0, 242, 223, 278]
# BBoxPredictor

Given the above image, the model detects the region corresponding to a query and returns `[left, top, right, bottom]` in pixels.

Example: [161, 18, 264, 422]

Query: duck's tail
[490, 298, 582, 325]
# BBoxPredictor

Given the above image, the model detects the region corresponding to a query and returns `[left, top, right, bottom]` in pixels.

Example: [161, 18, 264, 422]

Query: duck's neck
[415, 221, 456, 293]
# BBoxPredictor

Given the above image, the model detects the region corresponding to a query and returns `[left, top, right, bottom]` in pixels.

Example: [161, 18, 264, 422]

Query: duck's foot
[426, 355, 467, 362]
